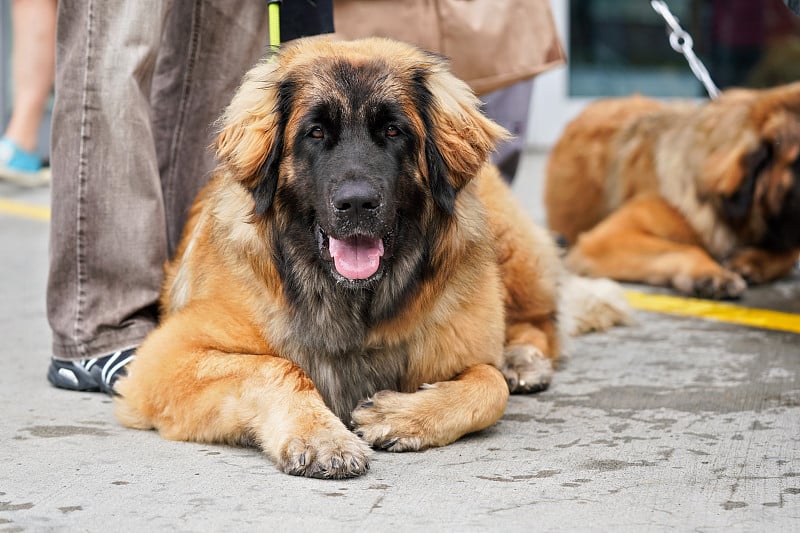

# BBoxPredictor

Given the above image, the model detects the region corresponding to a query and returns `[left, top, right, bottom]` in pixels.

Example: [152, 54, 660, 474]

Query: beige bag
[334, 0, 566, 94]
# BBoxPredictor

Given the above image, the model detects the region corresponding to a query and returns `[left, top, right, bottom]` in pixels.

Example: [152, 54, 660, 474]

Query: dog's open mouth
[318, 228, 386, 281]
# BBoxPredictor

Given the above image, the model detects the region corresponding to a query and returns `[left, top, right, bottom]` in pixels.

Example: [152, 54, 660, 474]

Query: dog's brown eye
[310, 127, 324, 139]
[386, 125, 400, 138]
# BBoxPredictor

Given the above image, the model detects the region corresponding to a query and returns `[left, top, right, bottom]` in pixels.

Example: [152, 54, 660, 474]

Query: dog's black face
[215, 41, 503, 341]
[285, 62, 432, 290]
[260, 58, 442, 331]
[291, 75, 421, 286]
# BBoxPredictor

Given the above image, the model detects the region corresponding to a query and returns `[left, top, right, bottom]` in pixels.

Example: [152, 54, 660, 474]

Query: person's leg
[3, 0, 56, 152]
[47, 0, 172, 391]
[151, 0, 269, 255]
[481, 79, 534, 183]
[0, 0, 56, 185]
[47, 0, 270, 393]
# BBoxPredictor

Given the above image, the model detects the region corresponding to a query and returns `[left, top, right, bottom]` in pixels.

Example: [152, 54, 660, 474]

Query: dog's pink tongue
[328, 236, 384, 280]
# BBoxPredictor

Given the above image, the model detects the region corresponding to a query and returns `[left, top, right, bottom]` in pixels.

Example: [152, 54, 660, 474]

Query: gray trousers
[47, 0, 269, 360]
[482, 78, 534, 183]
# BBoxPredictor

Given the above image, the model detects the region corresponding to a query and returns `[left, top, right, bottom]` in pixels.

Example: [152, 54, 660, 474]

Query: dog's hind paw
[501, 344, 553, 394]
[277, 429, 371, 479]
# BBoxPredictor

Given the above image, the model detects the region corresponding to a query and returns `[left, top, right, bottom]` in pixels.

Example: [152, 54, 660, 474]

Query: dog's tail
[558, 273, 633, 338]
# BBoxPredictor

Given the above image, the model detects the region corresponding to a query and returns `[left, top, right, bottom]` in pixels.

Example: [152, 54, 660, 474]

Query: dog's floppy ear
[703, 124, 776, 227]
[215, 59, 294, 216]
[414, 57, 509, 215]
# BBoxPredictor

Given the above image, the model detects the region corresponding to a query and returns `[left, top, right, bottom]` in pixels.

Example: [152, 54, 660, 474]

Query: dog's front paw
[501, 344, 553, 394]
[725, 247, 796, 285]
[673, 269, 746, 299]
[351, 390, 427, 452]
[277, 427, 371, 479]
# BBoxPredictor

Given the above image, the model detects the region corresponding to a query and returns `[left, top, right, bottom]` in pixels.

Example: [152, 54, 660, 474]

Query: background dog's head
[701, 82, 800, 251]
[214, 37, 507, 284]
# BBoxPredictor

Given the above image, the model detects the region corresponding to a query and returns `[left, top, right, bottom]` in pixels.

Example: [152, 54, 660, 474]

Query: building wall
[528, 0, 800, 149]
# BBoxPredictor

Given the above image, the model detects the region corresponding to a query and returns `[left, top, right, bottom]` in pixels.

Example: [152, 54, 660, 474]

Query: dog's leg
[502, 321, 558, 394]
[496, 217, 561, 394]
[115, 318, 371, 479]
[726, 247, 800, 284]
[565, 196, 747, 299]
[350, 364, 508, 451]
[476, 166, 563, 393]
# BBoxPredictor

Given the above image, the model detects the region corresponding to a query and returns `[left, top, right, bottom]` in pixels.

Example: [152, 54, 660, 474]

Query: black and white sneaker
[47, 348, 135, 395]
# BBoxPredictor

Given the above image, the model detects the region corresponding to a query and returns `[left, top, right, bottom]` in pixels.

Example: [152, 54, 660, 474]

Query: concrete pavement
[1, 153, 798, 532]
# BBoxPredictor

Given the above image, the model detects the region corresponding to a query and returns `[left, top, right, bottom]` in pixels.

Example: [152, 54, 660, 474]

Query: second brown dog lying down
[546, 83, 800, 299]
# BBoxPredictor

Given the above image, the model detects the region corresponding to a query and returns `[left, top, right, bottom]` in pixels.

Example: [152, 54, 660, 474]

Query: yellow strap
[626, 290, 800, 334]
[268, 2, 281, 51]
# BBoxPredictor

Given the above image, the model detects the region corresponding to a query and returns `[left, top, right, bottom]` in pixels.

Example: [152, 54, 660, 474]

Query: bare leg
[4, 0, 57, 152]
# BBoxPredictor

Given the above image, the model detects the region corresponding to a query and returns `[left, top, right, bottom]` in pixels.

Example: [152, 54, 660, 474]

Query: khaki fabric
[334, 0, 566, 94]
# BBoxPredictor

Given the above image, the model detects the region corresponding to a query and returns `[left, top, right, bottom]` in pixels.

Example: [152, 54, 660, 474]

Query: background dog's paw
[725, 248, 796, 285]
[277, 429, 371, 479]
[501, 344, 553, 394]
[727, 260, 760, 284]
[673, 270, 746, 299]
[351, 391, 427, 452]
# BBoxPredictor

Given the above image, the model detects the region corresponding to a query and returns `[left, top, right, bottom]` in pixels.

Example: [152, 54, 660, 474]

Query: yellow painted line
[625, 290, 800, 334]
[0, 198, 50, 221]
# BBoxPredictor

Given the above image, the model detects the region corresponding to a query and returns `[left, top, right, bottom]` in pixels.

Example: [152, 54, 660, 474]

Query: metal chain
[650, 0, 720, 99]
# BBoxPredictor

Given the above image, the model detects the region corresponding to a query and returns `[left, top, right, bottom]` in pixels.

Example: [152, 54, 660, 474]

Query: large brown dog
[115, 38, 617, 479]
[546, 84, 800, 299]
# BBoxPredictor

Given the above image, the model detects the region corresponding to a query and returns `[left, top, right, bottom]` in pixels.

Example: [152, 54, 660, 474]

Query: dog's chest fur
[265, 220, 431, 422]
[279, 288, 410, 423]
[289, 341, 408, 423]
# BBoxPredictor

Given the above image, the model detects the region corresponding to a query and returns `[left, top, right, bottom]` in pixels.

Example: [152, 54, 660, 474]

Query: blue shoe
[0, 137, 50, 187]
[47, 348, 136, 396]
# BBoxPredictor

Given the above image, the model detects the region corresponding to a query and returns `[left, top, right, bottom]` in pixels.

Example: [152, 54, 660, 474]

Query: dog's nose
[333, 181, 381, 215]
